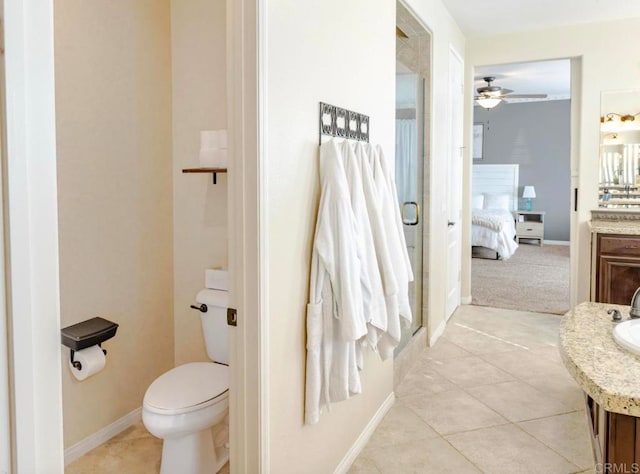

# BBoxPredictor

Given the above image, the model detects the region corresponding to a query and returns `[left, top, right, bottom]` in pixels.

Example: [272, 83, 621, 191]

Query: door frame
[0, 5, 11, 471]
[4, 0, 64, 471]
[397, 0, 434, 349]
[227, 0, 268, 471]
[3, 1, 269, 472]
[462, 57, 578, 309]
[5, 1, 270, 471]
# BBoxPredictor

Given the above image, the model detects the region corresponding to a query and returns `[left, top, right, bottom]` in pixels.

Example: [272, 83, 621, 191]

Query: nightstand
[514, 210, 545, 246]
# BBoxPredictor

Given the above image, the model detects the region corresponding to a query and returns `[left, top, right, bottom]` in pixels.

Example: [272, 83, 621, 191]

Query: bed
[471, 164, 519, 260]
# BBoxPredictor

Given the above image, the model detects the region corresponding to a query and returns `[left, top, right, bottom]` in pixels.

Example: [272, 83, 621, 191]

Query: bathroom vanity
[560, 302, 640, 468]
[592, 89, 640, 303]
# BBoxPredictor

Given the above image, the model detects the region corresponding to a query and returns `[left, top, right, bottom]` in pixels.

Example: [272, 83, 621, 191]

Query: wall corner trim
[429, 319, 447, 347]
[460, 296, 472, 305]
[64, 407, 142, 465]
[334, 392, 395, 474]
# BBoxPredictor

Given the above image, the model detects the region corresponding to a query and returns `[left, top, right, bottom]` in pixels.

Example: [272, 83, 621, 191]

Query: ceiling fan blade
[499, 88, 513, 95]
[476, 90, 503, 98]
[503, 93, 548, 99]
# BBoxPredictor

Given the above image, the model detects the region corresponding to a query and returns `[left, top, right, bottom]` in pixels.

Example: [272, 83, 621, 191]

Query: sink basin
[613, 318, 640, 356]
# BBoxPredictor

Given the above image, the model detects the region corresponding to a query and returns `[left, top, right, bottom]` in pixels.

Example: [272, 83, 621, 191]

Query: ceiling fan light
[476, 97, 502, 109]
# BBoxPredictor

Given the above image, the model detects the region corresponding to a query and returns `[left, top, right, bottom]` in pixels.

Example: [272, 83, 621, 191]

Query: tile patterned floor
[66, 422, 163, 474]
[67, 305, 593, 474]
[350, 305, 595, 474]
[65, 420, 230, 474]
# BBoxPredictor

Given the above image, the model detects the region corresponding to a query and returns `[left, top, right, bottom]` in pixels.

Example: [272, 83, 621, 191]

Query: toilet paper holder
[61, 317, 119, 370]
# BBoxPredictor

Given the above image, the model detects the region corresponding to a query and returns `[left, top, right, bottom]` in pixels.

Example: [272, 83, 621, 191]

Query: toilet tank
[196, 287, 229, 365]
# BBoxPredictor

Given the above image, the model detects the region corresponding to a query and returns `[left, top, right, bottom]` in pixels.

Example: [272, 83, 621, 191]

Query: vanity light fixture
[603, 133, 620, 144]
[601, 114, 615, 124]
[476, 97, 502, 109]
[601, 112, 640, 132]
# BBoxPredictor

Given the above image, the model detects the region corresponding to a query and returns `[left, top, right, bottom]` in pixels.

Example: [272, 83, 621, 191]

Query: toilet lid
[144, 362, 229, 412]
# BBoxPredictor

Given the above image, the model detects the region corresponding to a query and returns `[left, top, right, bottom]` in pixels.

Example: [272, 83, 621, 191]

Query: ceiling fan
[475, 76, 547, 109]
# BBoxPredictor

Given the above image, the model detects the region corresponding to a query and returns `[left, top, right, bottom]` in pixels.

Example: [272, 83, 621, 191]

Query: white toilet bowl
[143, 362, 229, 474]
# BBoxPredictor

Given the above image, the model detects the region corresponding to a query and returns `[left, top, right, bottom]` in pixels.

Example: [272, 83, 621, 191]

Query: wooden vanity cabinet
[586, 395, 640, 469]
[594, 233, 640, 304]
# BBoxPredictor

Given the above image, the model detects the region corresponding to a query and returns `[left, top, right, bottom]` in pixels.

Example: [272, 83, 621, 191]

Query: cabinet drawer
[517, 222, 543, 237]
[599, 235, 640, 256]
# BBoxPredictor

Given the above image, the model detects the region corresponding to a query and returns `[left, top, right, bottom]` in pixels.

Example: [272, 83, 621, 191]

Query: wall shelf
[182, 167, 227, 184]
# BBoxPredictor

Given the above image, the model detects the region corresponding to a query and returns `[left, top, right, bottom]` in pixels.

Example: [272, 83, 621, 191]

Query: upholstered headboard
[472, 164, 520, 211]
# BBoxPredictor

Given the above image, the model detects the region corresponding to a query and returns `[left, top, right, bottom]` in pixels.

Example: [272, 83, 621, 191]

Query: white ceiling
[475, 59, 571, 103]
[441, 0, 640, 38]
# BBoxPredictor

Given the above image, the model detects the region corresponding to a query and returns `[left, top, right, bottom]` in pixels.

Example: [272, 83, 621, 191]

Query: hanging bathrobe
[342, 141, 388, 355]
[366, 144, 414, 356]
[353, 142, 400, 360]
[305, 139, 367, 425]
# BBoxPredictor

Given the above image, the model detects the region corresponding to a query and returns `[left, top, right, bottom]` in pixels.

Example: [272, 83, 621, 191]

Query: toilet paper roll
[200, 130, 228, 151]
[199, 149, 228, 168]
[69, 345, 106, 381]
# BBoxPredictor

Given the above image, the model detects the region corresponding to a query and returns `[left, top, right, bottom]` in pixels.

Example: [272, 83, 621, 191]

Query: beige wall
[263, 0, 460, 470]
[462, 17, 640, 306]
[264, 0, 465, 470]
[265, 1, 395, 471]
[55, 1, 174, 447]
[171, 0, 228, 365]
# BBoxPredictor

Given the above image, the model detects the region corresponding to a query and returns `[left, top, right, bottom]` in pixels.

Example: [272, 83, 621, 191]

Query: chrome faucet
[630, 287, 640, 319]
[608, 308, 622, 321]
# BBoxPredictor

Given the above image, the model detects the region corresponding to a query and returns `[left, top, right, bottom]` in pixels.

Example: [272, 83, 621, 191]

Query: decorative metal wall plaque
[319, 102, 370, 145]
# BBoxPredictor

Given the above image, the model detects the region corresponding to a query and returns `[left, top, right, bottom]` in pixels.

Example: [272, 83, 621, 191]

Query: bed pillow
[472, 194, 484, 209]
[483, 193, 510, 210]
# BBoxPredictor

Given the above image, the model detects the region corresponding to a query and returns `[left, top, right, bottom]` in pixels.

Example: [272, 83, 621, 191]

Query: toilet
[142, 282, 230, 474]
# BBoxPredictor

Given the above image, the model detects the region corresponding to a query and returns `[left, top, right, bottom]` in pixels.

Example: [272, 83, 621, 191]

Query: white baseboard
[64, 407, 142, 465]
[460, 295, 472, 305]
[429, 319, 447, 347]
[334, 392, 395, 474]
[543, 240, 570, 246]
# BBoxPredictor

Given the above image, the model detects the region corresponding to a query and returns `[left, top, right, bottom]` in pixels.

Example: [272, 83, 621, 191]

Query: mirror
[599, 89, 640, 207]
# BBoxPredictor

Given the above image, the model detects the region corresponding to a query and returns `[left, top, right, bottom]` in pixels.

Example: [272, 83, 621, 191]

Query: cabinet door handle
[624, 245, 639, 249]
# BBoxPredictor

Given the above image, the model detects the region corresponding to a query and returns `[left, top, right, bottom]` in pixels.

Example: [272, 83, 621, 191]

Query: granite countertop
[560, 302, 640, 416]
[589, 219, 640, 235]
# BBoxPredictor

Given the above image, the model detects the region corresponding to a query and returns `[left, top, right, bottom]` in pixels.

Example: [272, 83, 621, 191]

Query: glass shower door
[394, 71, 424, 354]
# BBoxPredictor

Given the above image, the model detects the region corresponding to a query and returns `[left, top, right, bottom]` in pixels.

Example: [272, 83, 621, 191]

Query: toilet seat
[144, 362, 229, 415]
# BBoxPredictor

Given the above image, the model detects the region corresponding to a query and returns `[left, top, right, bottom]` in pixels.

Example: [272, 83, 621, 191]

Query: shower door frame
[395, 0, 433, 356]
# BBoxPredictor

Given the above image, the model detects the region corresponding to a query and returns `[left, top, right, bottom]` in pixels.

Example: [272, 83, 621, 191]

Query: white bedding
[472, 209, 518, 259]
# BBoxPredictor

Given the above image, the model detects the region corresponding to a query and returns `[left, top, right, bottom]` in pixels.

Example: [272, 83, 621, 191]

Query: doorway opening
[470, 59, 572, 316]
[394, 2, 431, 357]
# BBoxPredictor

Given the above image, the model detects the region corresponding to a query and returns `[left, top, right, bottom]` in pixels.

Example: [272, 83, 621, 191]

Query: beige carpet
[471, 244, 570, 315]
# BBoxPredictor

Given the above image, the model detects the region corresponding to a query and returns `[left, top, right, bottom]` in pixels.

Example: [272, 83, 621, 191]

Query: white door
[446, 47, 464, 319]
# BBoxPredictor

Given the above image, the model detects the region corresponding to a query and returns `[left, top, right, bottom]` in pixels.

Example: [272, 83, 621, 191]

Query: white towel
[199, 149, 228, 168]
